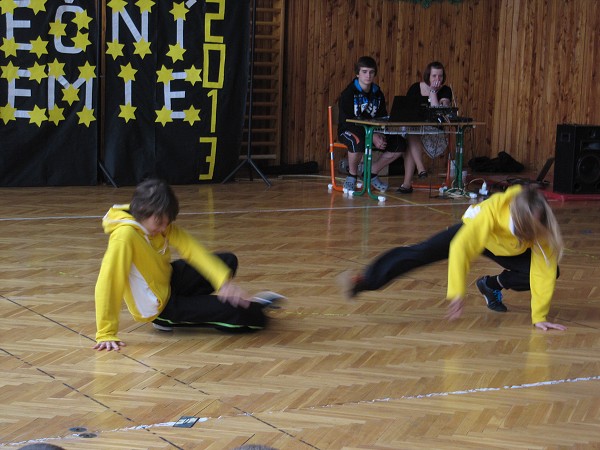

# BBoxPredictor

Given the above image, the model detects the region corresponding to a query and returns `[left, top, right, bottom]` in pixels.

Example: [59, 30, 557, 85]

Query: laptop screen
[388, 96, 427, 122]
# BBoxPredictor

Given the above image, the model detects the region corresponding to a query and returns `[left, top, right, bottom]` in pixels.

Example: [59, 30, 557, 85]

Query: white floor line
[0, 201, 470, 223]
[5, 375, 597, 447]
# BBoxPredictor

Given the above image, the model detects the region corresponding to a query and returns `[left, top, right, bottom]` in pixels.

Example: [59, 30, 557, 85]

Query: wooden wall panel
[281, 0, 600, 174]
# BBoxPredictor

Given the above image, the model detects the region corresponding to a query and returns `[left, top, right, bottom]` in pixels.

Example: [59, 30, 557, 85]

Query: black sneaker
[476, 276, 507, 312]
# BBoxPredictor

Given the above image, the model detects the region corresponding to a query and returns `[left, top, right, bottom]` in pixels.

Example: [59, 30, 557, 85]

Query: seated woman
[397, 61, 453, 193]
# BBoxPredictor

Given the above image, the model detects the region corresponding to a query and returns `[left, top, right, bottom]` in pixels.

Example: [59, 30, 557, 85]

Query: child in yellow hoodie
[94, 179, 271, 351]
[345, 185, 565, 331]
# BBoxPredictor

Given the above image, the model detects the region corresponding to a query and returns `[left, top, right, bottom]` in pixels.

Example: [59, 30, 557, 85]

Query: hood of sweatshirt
[102, 204, 145, 235]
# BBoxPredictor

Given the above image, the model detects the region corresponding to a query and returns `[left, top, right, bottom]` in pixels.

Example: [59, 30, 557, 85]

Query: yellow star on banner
[28, 0, 47, 14]
[1, 37, 19, 58]
[28, 105, 47, 127]
[79, 61, 96, 81]
[155, 106, 173, 126]
[118, 63, 137, 82]
[166, 43, 186, 63]
[0, 0, 18, 15]
[107, 0, 127, 13]
[106, 40, 124, 59]
[1, 61, 20, 81]
[133, 39, 152, 58]
[0, 103, 17, 124]
[183, 105, 200, 125]
[48, 107, 65, 125]
[73, 10, 92, 30]
[119, 103, 136, 122]
[156, 65, 174, 84]
[185, 65, 202, 85]
[170, 2, 188, 20]
[49, 21, 67, 38]
[77, 107, 96, 127]
[29, 36, 48, 58]
[28, 62, 47, 83]
[72, 32, 91, 51]
[48, 59, 65, 78]
[136, 0, 154, 13]
[62, 85, 80, 105]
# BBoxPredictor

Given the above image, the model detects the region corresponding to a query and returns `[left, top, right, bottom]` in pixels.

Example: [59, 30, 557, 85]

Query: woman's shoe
[418, 171, 428, 179]
[396, 185, 413, 194]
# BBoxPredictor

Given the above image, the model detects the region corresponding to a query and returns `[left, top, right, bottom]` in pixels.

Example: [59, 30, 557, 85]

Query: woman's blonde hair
[510, 187, 563, 260]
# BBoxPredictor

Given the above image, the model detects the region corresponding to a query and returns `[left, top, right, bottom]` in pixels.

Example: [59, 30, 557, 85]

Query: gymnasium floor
[1, 174, 600, 449]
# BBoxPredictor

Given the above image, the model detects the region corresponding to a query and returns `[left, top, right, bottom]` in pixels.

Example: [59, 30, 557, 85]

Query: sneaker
[153, 322, 173, 331]
[252, 291, 286, 309]
[371, 175, 388, 192]
[343, 175, 356, 191]
[476, 276, 507, 312]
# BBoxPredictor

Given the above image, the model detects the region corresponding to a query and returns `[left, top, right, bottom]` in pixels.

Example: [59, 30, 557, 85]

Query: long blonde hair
[510, 187, 563, 261]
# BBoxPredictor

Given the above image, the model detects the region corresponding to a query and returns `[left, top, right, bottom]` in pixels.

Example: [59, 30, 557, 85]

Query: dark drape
[0, 2, 98, 186]
[102, 0, 249, 186]
[1, 0, 249, 187]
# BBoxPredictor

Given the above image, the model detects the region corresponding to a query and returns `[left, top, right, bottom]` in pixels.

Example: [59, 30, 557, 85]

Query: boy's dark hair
[423, 61, 446, 85]
[129, 179, 179, 223]
[354, 56, 378, 75]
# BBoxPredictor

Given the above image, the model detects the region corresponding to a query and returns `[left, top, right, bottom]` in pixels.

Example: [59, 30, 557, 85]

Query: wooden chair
[327, 105, 348, 192]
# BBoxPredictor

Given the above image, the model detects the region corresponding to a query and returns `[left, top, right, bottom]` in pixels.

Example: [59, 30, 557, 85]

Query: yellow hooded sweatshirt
[95, 204, 231, 342]
[447, 185, 558, 324]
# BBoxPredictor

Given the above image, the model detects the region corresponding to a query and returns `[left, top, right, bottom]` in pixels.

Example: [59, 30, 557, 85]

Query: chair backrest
[328, 105, 336, 145]
[327, 105, 348, 192]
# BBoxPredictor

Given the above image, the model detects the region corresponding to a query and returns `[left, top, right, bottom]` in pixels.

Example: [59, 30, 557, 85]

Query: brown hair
[510, 187, 563, 260]
[129, 179, 179, 223]
[423, 61, 446, 85]
[354, 56, 378, 75]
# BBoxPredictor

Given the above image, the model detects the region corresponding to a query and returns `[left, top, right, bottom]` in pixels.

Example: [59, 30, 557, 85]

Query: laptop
[387, 95, 427, 122]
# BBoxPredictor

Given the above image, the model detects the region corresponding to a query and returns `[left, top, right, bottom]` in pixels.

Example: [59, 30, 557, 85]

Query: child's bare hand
[218, 281, 251, 308]
[446, 298, 464, 321]
[534, 321, 567, 331]
[93, 340, 126, 351]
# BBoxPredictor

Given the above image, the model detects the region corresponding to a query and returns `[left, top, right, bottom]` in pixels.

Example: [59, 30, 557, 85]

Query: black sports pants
[154, 253, 267, 332]
[361, 223, 555, 293]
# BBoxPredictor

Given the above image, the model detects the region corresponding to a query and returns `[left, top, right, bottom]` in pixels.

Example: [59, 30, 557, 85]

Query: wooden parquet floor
[1, 176, 600, 449]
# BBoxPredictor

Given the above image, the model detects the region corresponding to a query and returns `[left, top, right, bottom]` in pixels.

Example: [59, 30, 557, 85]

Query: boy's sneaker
[476, 276, 507, 312]
[153, 322, 173, 331]
[252, 291, 286, 309]
[343, 175, 357, 191]
[371, 176, 388, 192]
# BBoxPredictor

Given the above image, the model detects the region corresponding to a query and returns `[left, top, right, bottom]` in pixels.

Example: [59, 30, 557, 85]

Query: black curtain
[1, 0, 249, 187]
[0, 2, 98, 186]
[103, 0, 249, 186]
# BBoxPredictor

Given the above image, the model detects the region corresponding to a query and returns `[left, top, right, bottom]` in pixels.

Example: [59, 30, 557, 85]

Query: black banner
[103, 0, 249, 186]
[1, 0, 249, 187]
[0, 1, 98, 186]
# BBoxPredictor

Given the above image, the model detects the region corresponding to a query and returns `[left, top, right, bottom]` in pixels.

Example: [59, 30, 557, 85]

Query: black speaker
[554, 124, 600, 194]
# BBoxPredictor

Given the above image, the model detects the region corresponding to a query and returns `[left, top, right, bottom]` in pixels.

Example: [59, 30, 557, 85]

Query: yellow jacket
[94, 205, 231, 342]
[447, 186, 558, 324]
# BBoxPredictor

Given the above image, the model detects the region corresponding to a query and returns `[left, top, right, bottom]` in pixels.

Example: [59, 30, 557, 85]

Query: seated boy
[337, 55, 406, 192]
[94, 179, 270, 351]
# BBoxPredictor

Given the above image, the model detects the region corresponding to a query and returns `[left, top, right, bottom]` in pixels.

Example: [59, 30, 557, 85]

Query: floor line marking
[0, 201, 470, 222]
